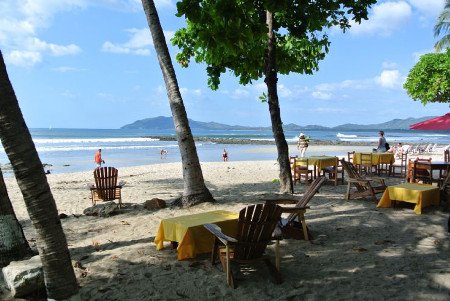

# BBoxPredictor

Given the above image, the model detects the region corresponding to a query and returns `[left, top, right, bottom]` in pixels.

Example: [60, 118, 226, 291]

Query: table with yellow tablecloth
[295, 156, 337, 178]
[154, 210, 238, 260]
[377, 183, 439, 214]
[353, 152, 395, 165]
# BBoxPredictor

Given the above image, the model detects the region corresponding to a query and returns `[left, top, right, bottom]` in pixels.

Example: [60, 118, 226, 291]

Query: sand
[2, 146, 450, 300]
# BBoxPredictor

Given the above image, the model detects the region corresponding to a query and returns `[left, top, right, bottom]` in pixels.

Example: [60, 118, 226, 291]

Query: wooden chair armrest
[347, 178, 371, 184]
[118, 180, 126, 187]
[265, 199, 297, 205]
[89, 185, 96, 190]
[280, 206, 309, 214]
[204, 224, 237, 246]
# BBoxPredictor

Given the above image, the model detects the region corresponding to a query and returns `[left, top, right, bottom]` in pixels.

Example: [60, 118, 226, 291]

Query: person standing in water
[297, 133, 309, 157]
[222, 149, 228, 161]
[95, 149, 105, 167]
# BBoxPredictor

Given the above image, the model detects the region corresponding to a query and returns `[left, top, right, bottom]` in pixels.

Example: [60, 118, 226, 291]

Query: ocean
[0, 128, 449, 174]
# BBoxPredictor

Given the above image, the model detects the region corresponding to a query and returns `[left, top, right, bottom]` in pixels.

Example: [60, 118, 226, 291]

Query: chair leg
[345, 183, 351, 200]
[225, 245, 235, 288]
[299, 214, 309, 241]
[275, 239, 280, 271]
[263, 258, 282, 284]
[211, 238, 219, 265]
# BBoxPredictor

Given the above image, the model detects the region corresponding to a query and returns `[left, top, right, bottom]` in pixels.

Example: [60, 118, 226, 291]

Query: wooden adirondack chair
[90, 167, 123, 208]
[340, 159, 386, 201]
[204, 204, 283, 288]
[265, 176, 326, 241]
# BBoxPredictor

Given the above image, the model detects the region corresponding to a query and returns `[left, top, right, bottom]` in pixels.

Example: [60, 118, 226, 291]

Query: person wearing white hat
[297, 133, 309, 157]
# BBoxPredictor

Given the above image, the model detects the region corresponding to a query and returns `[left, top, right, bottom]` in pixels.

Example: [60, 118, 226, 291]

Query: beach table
[299, 156, 337, 179]
[154, 210, 238, 260]
[377, 183, 439, 214]
[412, 161, 450, 186]
[353, 152, 395, 166]
[353, 152, 395, 175]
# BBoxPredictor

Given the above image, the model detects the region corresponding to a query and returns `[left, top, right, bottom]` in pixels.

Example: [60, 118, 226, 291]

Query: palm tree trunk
[265, 11, 294, 194]
[0, 167, 34, 267]
[0, 51, 79, 300]
[141, 0, 214, 207]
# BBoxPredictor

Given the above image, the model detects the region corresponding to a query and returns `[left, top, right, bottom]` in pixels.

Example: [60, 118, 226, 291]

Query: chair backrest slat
[234, 204, 282, 260]
[94, 167, 119, 201]
[340, 159, 366, 191]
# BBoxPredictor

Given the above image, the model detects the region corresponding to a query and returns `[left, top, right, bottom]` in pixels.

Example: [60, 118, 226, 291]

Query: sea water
[0, 128, 449, 174]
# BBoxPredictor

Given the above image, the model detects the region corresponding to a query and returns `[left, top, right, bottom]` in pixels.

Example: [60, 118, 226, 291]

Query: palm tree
[0, 166, 34, 267]
[141, 0, 214, 207]
[0, 51, 79, 300]
[434, 0, 450, 52]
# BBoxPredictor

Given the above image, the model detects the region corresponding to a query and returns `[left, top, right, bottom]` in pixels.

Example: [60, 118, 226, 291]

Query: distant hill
[121, 116, 436, 131]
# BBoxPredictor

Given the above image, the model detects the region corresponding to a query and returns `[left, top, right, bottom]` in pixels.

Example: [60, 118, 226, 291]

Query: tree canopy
[403, 49, 450, 105]
[172, 0, 376, 90]
[434, 0, 450, 52]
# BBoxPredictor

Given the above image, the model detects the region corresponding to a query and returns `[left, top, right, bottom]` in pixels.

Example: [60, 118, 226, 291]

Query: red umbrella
[410, 113, 450, 130]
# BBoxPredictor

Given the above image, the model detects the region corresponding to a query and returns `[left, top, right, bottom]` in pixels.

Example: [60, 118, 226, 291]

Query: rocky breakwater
[143, 136, 375, 146]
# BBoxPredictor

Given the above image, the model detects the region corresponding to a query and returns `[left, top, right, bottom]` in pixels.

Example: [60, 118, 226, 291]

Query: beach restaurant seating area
[287, 148, 450, 217]
[151, 146, 450, 291]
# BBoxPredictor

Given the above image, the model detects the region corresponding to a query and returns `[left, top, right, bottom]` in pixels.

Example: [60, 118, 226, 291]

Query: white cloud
[407, 0, 445, 16]
[278, 84, 292, 98]
[28, 37, 81, 56]
[0, 0, 85, 67]
[53, 66, 84, 72]
[310, 107, 345, 113]
[180, 87, 202, 98]
[382, 61, 399, 69]
[5, 50, 42, 67]
[232, 88, 250, 99]
[102, 28, 166, 56]
[315, 79, 370, 92]
[412, 49, 434, 62]
[350, 1, 412, 36]
[61, 90, 77, 98]
[375, 70, 403, 89]
[311, 91, 332, 100]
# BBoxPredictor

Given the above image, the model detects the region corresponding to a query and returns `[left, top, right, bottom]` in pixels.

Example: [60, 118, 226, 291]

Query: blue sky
[0, 0, 448, 129]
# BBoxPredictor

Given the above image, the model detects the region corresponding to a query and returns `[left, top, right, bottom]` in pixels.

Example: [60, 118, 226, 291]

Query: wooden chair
[293, 158, 313, 184]
[440, 173, 450, 210]
[265, 176, 326, 241]
[445, 149, 450, 163]
[390, 152, 407, 177]
[347, 151, 355, 162]
[290, 156, 298, 183]
[340, 159, 386, 201]
[413, 158, 432, 184]
[90, 167, 123, 208]
[359, 153, 376, 175]
[321, 157, 344, 186]
[204, 204, 283, 288]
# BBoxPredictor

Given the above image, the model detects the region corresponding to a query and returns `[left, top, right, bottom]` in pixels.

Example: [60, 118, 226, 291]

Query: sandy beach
[2, 145, 450, 300]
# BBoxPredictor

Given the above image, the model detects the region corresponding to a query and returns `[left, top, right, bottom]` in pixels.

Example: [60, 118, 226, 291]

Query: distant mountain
[121, 116, 263, 131]
[121, 116, 436, 131]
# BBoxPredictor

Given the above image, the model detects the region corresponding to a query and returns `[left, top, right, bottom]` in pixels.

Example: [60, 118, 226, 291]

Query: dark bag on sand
[385, 142, 390, 151]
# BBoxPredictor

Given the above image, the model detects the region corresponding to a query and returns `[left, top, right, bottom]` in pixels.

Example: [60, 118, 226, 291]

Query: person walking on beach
[222, 149, 228, 161]
[297, 133, 309, 157]
[95, 149, 105, 167]
[374, 131, 387, 152]
[160, 149, 168, 159]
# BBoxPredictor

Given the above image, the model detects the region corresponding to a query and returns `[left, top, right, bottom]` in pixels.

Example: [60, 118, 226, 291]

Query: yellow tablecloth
[353, 152, 395, 165]
[377, 183, 439, 214]
[154, 210, 238, 260]
[297, 156, 337, 170]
